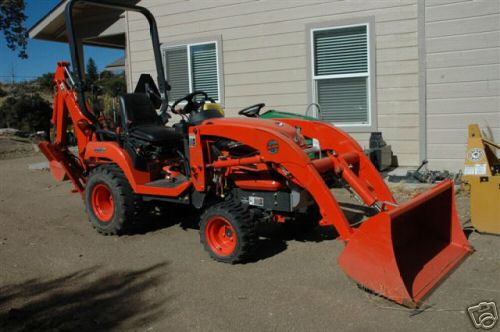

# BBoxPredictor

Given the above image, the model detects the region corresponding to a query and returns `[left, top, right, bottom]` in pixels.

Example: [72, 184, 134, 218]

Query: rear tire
[200, 200, 257, 264]
[84, 164, 140, 235]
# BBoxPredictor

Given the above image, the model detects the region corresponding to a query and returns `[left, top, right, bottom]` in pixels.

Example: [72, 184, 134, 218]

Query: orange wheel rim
[205, 216, 237, 256]
[91, 183, 114, 222]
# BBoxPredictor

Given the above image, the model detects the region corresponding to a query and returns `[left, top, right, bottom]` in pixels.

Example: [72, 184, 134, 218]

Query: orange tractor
[40, 0, 472, 308]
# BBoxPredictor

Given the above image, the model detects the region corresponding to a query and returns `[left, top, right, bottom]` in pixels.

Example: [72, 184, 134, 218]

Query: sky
[0, 0, 124, 83]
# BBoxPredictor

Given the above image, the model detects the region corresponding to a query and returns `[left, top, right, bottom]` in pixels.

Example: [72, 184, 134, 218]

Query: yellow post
[461, 124, 500, 234]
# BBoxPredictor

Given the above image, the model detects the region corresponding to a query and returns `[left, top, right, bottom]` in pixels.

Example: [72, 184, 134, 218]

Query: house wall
[424, 0, 500, 171]
[126, 0, 422, 166]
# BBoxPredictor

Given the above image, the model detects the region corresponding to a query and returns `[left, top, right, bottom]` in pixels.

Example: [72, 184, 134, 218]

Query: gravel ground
[0, 155, 498, 331]
[0, 137, 39, 160]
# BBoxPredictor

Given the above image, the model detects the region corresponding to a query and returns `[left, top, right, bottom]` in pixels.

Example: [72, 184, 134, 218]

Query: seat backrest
[119, 93, 160, 129]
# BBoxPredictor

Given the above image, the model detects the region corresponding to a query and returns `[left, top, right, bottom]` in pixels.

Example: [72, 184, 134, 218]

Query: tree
[100, 70, 114, 80]
[0, 94, 51, 131]
[0, 96, 20, 128]
[101, 74, 126, 97]
[0, 0, 28, 59]
[86, 57, 98, 85]
[35, 72, 55, 92]
[0, 84, 6, 97]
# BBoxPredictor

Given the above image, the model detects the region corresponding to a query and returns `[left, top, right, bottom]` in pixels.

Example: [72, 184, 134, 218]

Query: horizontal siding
[426, 13, 499, 37]
[427, 80, 500, 99]
[427, 96, 500, 114]
[378, 100, 419, 114]
[428, 144, 467, 159]
[378, 87, 419, 101]
[379, 113, 419, 127]
[129, 1, 416, 33]
[428, 128, 500, 144]
[381, 127, 419, 141]
[377, 46, 418, 62]
[225, 69, 307, 86]
[377, 60, 418, 75]
[128, 3, 419, 45]
[224, 56, 306, 75]
[426, 0, 470, 6]
[427, 48, 499, 69]
[377, 74, 419, 88]
[129, 0, 420, 166]
[225, 93, 307, 109]
[426, 30, 500, 53]
[425, 0, 500, 171]
[427, 64, 500, 84]
[427, 112, 499, 130]
[426, 0, 500, 21]
[224, 44, 306, 64]
[225, 81, 307, 98]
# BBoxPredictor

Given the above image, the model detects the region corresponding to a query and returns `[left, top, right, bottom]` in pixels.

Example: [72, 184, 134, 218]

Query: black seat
[119, 93, 181, 144]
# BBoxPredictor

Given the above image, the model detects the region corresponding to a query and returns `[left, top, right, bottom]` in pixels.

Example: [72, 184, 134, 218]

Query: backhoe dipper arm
[52, 62, 94, 162]
[37, 62, 93, 195]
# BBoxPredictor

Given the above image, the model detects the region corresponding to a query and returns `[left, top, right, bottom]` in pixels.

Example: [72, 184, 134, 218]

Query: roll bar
[64, 0, 169, 127]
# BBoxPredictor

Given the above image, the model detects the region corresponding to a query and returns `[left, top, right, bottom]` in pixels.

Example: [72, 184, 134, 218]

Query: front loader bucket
[338, 181, 472, 307]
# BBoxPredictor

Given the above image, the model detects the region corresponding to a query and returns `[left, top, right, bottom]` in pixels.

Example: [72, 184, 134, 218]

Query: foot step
[145, 175, 187, 188]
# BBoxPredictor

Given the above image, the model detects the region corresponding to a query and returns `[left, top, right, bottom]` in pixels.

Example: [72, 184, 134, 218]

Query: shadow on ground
[128, 200, 370, 262]
[0, 263, 171, 331]
[130, 203, 200, 235]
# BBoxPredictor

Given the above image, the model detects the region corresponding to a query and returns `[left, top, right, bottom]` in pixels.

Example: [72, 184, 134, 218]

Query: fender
[84, 141, 191, 197]
[84, 141, 150, 189]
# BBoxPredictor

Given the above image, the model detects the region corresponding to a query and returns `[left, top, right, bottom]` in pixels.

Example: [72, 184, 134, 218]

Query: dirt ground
[0, 137, 39, 160]
[0, 154, 498, 331]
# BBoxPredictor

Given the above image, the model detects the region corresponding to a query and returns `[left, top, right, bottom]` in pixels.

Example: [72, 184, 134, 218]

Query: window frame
[306, 18, 377, 132]
[162, 36, 224, 105]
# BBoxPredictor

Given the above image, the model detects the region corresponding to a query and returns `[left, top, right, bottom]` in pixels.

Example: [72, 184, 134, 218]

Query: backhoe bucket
[338, 180, 472, 307]
[39, 141, 68, 181]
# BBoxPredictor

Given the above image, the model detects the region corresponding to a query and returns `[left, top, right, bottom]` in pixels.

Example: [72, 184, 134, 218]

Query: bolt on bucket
[338, 180, 472, 307]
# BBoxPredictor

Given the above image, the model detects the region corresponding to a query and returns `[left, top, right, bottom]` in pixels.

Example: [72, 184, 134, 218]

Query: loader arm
[195, 117, 472, 307]
[191, 119, 355, 239]
[278, 118, 395, 204]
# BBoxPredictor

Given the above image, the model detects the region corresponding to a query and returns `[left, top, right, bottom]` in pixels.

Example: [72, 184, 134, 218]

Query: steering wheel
[238, 103, 266, 118]
[171, 91, 213, 115]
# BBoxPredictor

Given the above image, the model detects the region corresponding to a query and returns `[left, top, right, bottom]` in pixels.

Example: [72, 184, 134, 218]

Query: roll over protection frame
[64, 0, 169, 129]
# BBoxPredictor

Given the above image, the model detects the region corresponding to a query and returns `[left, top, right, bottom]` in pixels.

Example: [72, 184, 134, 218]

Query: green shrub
[0, 93, 51, 132]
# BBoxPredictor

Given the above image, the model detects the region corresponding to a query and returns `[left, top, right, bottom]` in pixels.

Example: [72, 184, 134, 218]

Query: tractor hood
[202, 117, 303, 144]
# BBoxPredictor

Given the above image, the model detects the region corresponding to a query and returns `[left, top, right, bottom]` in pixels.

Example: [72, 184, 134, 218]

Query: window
[163, 40, 221, 102]
[310, 23, 373, 128]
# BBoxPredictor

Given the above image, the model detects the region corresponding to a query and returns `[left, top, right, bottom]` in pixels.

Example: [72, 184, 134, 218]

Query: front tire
[84, 164, 140, 235]
[200, 200, 257, 263]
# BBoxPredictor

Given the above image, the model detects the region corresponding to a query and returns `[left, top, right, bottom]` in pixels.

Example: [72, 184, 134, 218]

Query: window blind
[165, 46, 189, 101]
[314, 26, 368, 76]
[190, 43, 219, 101]
[318, 77, 368, 124]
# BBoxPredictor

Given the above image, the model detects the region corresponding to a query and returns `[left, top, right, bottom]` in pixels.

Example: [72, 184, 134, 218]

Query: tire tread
[85, 164, 139, 235]
[200, 200, 256, 264]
